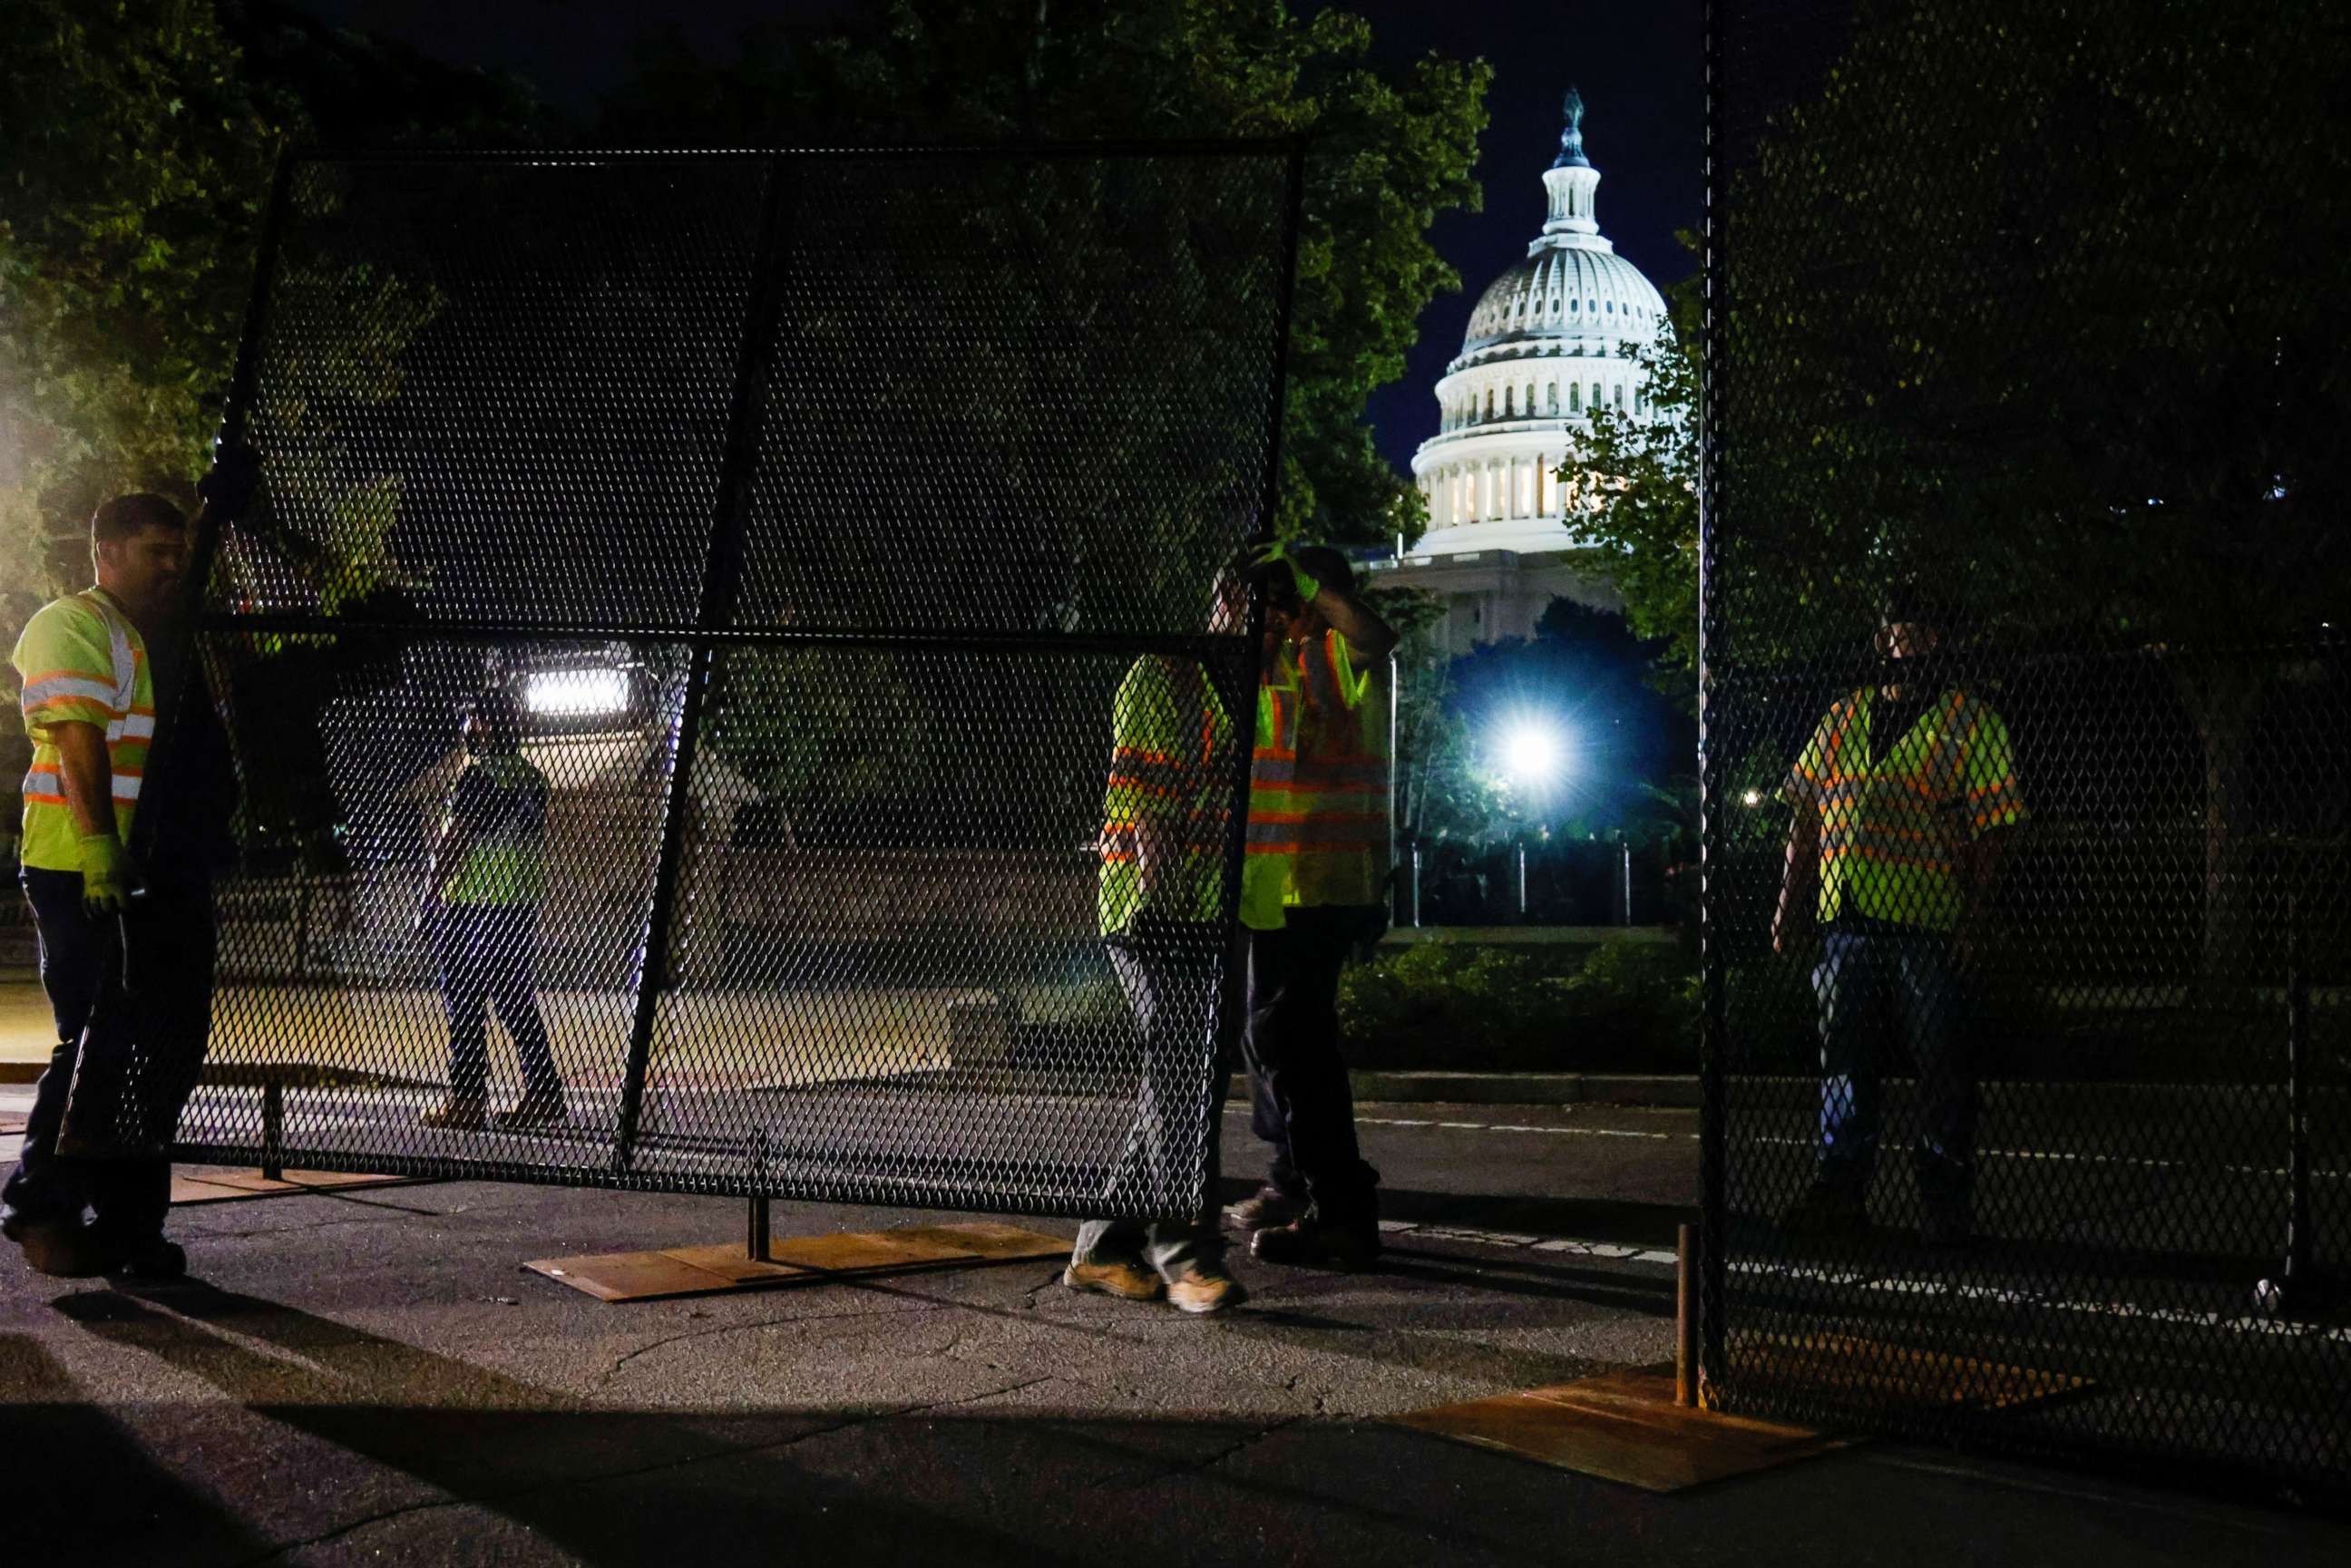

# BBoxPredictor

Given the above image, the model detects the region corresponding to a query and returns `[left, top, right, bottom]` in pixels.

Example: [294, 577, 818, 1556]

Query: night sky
[298, 0, 1703, 474]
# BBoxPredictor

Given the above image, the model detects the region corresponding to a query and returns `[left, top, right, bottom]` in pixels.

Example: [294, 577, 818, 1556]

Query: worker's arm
[1771, 803, 1821, 958]
[1304, 579, 1398, 662]
[51, 720, 117, 839]
[1255, 542, 1399, 661]
[1950, 823, 2014, 967]
[53, 719, 137, 912]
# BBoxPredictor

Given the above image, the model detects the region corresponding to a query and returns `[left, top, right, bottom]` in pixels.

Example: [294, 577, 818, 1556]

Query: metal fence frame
[112, 143, 1303, 1216]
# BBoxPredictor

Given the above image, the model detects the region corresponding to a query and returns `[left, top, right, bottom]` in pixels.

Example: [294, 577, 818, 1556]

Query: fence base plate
[1392, 1366, 1848, 1493]
[522, 1220, 1068, 1303]
[171, 1168, 419, 1205]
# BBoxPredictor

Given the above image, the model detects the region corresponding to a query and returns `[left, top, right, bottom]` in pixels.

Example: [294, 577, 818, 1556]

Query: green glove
[78, 832, 138, 917]
[1254, 541, 1321, 606]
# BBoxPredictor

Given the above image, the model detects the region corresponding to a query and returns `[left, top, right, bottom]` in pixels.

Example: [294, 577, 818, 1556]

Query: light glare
[525, 668, 630, 717]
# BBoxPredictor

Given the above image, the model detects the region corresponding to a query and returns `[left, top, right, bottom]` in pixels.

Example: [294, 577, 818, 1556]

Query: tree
[0, 1, 283, 616]
[595, 0, 1489, 548]
[1578, 0, 2351, 980]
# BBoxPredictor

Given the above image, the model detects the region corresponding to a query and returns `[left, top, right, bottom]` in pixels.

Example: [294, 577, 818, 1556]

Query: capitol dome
[1410, 87, 1665, 559]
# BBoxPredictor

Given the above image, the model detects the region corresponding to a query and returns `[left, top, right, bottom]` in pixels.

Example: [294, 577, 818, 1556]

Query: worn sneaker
[1063, 1258, 1165, 1301]
[1163, 1261, 1246, 1315]
[1778, 1179, 1868, 1238]
[13, 1219, 115, 1279]
[493, 1093, 569, 1133]
[1250, 1217, 1380, 1271]
[419, 1097, 488, 1132]
[1225, 1183, 1308, 1232]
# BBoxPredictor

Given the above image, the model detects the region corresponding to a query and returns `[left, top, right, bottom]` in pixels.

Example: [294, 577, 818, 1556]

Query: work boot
[493, 1091, 569, 1133]
[106, 1235, 189, 1282]
[1062, 1257, 1164, 1301]
[11, 1218, 115, 1279]
[1162, 1260, 1246, 1315]
[1225, 1183, 1307, 1232]
[1250, 1215, 1380, 1271]
[1778, 1178, 1868, 1238]
[419, 1096, 487, 1132]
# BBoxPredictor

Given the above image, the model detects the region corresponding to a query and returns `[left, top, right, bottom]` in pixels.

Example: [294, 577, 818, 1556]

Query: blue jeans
[1073, 937, 1228, 1275]
[432, 903, 560, 1102]
[1812, 929, 1976, 1203]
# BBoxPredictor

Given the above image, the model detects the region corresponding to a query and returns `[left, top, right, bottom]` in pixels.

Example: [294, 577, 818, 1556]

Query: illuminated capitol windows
[1375, 85, 1668, 654]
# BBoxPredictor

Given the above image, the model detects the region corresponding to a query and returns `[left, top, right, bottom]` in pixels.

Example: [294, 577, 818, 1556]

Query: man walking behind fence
[1772, 587, 2027, 1247]
[418, 687, 567, 1133]
[3, 453, 250, 1280]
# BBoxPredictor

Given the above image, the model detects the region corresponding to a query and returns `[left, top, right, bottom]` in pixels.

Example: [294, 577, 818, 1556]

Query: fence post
[612, 158, 796, 1174]
[2256, 894, 2332, 1319]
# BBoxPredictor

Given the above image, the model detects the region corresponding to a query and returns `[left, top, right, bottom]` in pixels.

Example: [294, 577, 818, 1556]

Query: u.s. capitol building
[1375, 87, 1667, 652]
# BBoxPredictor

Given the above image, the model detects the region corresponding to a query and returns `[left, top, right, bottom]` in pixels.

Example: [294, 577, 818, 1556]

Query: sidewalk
[2, 1085, 2342, 1567]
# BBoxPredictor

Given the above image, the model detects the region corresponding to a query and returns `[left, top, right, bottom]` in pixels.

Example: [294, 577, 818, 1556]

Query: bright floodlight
[1498, 719, 1567, 788]
[524, 667, 631, 718]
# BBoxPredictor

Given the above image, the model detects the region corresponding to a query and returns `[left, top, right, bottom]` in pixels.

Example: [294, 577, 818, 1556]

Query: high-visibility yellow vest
[1097, 655, 1233, 937]
[441, 753, 551, 907]
[1247, 630, 1390, 914]
[1780, 686, 2027, 932]
[12, 589, 152, 871]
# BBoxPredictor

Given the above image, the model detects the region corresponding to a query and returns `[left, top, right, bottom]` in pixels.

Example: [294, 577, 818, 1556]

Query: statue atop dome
[1553, 84, 1592, 170]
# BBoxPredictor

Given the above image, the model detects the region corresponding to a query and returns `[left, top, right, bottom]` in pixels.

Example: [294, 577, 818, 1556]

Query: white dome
[1461, 245, 1666, 356]
[1409, 86, 1667, 559]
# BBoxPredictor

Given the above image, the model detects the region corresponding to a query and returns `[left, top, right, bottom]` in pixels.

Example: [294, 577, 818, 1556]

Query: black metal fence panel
[63, 149, 1295, 1219]
[1702, 0, 2351, 1500]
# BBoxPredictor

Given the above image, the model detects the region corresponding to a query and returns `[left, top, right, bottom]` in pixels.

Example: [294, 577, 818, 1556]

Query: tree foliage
[1578, 0, 2348, 664]
[0, 0, 551, 622]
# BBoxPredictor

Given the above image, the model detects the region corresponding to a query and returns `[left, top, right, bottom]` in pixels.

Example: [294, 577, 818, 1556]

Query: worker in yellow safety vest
[1062, 564, 1256, 1315]
[1230, 541, 1397, 1271]
[418, 686, 566, 1132]
[1772, 586, 2026, 1246]
[4, 454, 254, 1280]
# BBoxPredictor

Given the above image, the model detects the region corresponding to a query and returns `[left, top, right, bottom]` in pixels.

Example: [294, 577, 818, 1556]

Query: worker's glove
[78, 833, 141, 918]
[1251, 541, 1321, 607]
[198, 439, 262, 519]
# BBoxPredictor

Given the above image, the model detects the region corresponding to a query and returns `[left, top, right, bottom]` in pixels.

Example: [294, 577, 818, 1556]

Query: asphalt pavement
[2, 1088, 2345, 1567]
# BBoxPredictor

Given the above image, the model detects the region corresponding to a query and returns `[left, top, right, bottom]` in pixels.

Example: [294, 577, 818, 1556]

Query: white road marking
[1730, 1257, 2351, 1345]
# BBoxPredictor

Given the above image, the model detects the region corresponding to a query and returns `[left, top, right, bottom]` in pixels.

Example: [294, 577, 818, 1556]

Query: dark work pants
[1073, 937, 1229, 1274]
[4, 868, 215, 1243]
[433, 903, 560, 1102]
[1812, 929, 1976, 1203]
[1242, 905, 1379, 1228]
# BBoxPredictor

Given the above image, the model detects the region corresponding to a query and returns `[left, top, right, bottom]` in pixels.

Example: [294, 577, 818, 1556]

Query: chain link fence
[1702, 0, 2349, 1501]
[63, 148, 1297, 1220]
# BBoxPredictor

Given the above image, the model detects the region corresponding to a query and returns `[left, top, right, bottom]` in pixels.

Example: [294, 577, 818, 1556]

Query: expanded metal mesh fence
[1702, 0, 2350, 1499]
[63, 148, 1295, 1219]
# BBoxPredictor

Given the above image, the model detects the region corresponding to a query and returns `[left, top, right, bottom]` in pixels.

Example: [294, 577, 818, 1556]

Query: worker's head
[1227, 545, 1305, 667]
[462, 687, 526, 756]
[1289, 545, 1355, 638]
[91, 493, 189, 626]
[1875, 581, 1943, 661]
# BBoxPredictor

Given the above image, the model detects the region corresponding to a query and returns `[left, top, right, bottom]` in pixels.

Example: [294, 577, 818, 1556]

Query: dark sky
[297, 0, 1702, 474]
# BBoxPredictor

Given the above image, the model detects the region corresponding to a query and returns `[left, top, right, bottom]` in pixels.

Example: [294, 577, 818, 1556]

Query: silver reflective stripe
[19, 675, 117, 709]
[80, 592, 141, 715]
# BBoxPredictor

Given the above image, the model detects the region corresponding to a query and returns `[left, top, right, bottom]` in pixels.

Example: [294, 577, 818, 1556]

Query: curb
[1230, 1070, 1699, 1108]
